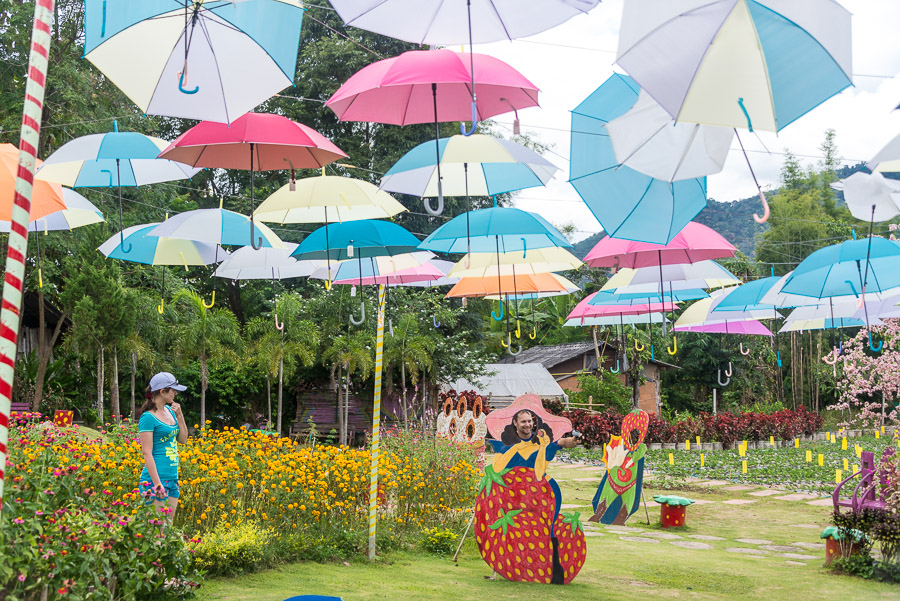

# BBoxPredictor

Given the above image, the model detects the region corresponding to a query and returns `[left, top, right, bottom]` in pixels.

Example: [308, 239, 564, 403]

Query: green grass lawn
[196, 455, 898, 601]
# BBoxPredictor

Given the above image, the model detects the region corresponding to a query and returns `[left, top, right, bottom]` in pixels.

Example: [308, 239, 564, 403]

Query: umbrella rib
[485, 0, 512, 41]
[197, 17, 232, 125]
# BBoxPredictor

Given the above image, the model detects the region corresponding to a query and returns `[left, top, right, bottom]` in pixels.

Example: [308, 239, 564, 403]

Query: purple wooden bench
[833, 448, 896, 514]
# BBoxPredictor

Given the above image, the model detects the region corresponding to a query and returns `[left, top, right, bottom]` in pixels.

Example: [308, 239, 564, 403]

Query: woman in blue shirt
[138, 372, 188, 524]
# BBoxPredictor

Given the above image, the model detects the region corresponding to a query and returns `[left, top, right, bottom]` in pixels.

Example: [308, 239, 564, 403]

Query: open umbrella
[446, 273, 569, 298]
[570, 73, 709, 244]
[83, 0, 305, 123]
[292, 220, 420, 262]
[148, 207, 286, 248]
[36, 126, 200, 252]
[98, 222, 227, 265]
[419, 207, 570, 255]
[213, 244, 320, 280]
[159, 112, 347, 249]
[601, 261, 740, 295]
[563, 314, 671, 327]
[584, 222, 735, 269]
[450, 247, 581, 278]
[779, 317, 874, 333]
[0, 144, 68, 220]
[310, 252, 436, 283]
[0, 187, 100, 233]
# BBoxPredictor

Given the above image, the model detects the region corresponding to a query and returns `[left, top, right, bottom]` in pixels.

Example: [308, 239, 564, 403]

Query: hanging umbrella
[563, 314, 671, 327]
[570, 73, 709, 244]
[570, 293, 678, 320]
[830, 172, 900, 223]
[310, 251, 436, 283]
[158, 112, 347, 249]
[450, 247, 581, 278]
[292, 220, 420, 261]
[674, 320, 773, 336]
[396, 260, 460, 288]
[606, 89, 735, 181]
[213, 244, 320, 280]
[485, 275, 579, 300]
[36, 126, 201, 252]
[780, 238, 900, 300]
[332, 261, 451, 287]
[868, 133, 900, 173]
[616, 0, 852, 132]
[0, 145, 72, 220]
[584, 222, 735, 269]
[445, 272, 569, 298]
[148, 207, 286, 248]
[82, 0, 305, 123]
[0, 188, 103, 233]
[98, 223, 227, 265]
[713, 276, 783, 311]
[254, 176, 407, 224]
[419, 207, 570, 255]
[676, 294, 781, 327]
[780, 317, 873, 333]
[330, 0, 600, 45]
[601, 261, 740, 294]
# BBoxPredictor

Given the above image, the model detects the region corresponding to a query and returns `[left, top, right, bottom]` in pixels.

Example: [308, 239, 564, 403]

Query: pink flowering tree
[825, 319, 900, 428]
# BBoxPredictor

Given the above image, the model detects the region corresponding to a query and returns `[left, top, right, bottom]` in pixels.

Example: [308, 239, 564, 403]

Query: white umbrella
[0, 188, 104, 233]
[563, 314, 670, 327]
[213, 244, 321, 280]
[601, 260, 740, 295]
[606, 90, 734, 181]
[830, 172, 900, 222]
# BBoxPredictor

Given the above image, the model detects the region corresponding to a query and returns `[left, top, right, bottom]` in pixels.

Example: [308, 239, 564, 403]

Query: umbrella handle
[275, 312, 284, 331]
[324, 276, 333, 291]
[433, 314, 441, 328]
[667, 336, 678, 355]
[492, 300, 504, 321]
[752, 190, 770, 224]
[740, 342, 750, 356]
[521, 238, 527, 258]
[460, 102, 478, 136]
[178, 72, 199, 95]
[823, 350, 838, 365]
[610, 359, 620, 374]
[717, 369, 730, 387]
[869, 332, 883, 353]
[100, 169, 113, 187]
[349, 301, 365, 325]
[423, 196, 444, 216]
[843, 280, 859, 298]
[157, 298, 164, 315]
[202, 291, 215, 309]
[500, 333, 509, 348]
[250, 219, 263, 250]
[650, 344, 655, 361]
[529, 325, 537, 340]
[634, 339, 645, 351]
[777, 350, 782, 367]
[508, 340, 522, 356]
[515, 320, 521, 339]
[724, 362, 733, 378]
[389, 319, 394, 338]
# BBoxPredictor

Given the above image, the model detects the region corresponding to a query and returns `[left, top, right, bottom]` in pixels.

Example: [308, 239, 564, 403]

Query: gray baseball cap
[149, 372, 186, 392]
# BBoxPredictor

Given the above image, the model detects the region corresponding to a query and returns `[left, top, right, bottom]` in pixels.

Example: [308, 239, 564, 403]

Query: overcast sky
[471, 0, 900, 241]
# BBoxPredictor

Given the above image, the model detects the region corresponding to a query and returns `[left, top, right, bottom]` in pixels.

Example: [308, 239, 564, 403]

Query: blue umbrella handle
[843, 280, 859, 298]
[423, 196, 444, 216]
[777, 351, 782, 367]
[100, 169, 113, 187]
[433, 314, 441, 328]
[179, 72, 199, 95]
[650, 344, 655, 362]
[460, 102, 478, 136]
[869, 332, 883, 353]
[521, 238, 527, 258]
[492, 299, 504, 321]
[120, 233, 132, 254]
[610, 359, 620, 374]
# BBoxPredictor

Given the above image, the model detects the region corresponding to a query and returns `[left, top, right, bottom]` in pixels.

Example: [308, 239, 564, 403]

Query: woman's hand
[154, 483, 166, 500]
[170, 402, 182, 417]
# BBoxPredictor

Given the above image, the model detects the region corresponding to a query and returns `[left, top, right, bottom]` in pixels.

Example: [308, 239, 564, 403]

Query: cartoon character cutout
[436, 391, 487, 446]
[590, 409, 648, 525]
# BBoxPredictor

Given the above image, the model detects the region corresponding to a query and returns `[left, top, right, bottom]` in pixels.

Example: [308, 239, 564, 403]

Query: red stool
[653, 495, 695, 528]
[821, 526, 865, 566]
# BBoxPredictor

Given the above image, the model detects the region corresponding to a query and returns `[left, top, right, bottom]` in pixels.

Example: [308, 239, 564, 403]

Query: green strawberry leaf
[488, 508, 523, 535]
[477, 465, 511, 497]
[561, 511, 583, 534]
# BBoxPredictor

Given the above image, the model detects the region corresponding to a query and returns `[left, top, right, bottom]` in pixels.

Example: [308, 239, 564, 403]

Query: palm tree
[384, 313, 435, 428]
[171, 290, 241, 429]
[323, 330, 373, 446]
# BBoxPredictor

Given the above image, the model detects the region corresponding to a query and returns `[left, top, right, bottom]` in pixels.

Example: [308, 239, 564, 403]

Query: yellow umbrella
[449, 247, 582, 278]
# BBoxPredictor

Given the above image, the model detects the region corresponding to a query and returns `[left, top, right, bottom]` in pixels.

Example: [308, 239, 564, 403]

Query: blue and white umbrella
[149, 207, 286, 248]
[83, 0, 305, 123]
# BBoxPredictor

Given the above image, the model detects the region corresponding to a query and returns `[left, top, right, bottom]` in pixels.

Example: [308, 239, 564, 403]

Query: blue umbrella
[712, 276, 782, 312]
[569, 73, 707, 244]
[291, 220, 420, 262]
[37, 123, 200, 252]
[418, 207, 571, 254]
[148, 208, 285, 248]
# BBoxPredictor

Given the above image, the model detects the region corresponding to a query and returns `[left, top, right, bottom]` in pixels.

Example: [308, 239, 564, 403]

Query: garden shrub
[566, 372, 632, 415]
[831, 508, 900, 583]
[561, 409, 622, 447]
[191, 521, 274, 576]
[420, 527, 459, 556]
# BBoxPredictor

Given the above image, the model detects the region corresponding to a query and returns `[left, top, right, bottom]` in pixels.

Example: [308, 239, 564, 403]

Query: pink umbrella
[332, 262, 449, 286]
[584, 222, 735, 269]
[673, 320, 773, 336]
[159, 113, 347, 249]
[567, 293, 677, 321]
[326, 49, 539, 125]
[326, 49, 539, 216]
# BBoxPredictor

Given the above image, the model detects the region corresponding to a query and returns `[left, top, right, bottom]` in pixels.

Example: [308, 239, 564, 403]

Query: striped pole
[368, 284, 386, 560]
[0, 0, 55, 515]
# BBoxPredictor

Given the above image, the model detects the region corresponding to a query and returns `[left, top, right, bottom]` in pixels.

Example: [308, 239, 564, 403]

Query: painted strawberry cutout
[553, 512, 587, 584]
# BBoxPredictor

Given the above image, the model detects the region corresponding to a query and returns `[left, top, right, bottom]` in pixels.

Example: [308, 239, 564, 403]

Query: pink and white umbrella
[332, 261, 451, 286]
[674, 320, 773, 336]
[584, 222, 735, 269]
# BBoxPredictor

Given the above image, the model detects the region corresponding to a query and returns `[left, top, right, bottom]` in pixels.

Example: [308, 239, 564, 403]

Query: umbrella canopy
[396, 260, 460, 288]
[606, 89, 734, 181]
[148, 208, 286, 248]
[418, 207, 571, 254]
[677, 295, 780, 327]
[0, 145, 71, 220]
[0, 188, 104, 233]
[36, 131, 200, 186]
[291, 220, 420, 261]
[785, 295, 900, 323]
[830, 172, 900, 222]
[780, 317, 873, 333]
[570, 73, 708, 244]
[213, 244, 320, 280]
[98, 223, 227, 265]
[254, 176, 407, 224]
[446, 272, 569, 298]
[329, 0, 600, 45]
[380, 135, 558, 197]
[563, 314, 671, 327]
[780, 238, 900, 299]
[450, 247, 582, 278]
[868, 133, 900, 173]
[713, 276, 781, 311]
[674, 320, 773, 336]
[616, 0, 853, 132]
[485, 274, 579, 300]
[333, 261, 450, 287]
[570, 293, 678, 320]
[311, 252, 435, 282]
[158, 112, 347, 170]
[83, 0, 305, 123]
[326, 49, 539, 125]
[601, 261, 740, 294]
[584, 222, 735, 269]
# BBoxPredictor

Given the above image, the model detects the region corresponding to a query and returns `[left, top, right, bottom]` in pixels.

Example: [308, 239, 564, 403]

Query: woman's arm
[171, 403, 188, 444]
[139, 430, 163, 490]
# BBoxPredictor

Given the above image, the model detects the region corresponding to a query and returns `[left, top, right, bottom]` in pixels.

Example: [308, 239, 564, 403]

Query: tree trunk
[130, 351, 137, 420]
[110, 347, 120, 422]
[343, 361, 350, 446]
[266, 374, 271, 428]
[277, 356, 284, 436]
[225, 279, 245, 326]
[201, 355, 208, 429]
[401, 359, 408, 430]
[336, 363, 345, 446]
[96, 347, 105, 424]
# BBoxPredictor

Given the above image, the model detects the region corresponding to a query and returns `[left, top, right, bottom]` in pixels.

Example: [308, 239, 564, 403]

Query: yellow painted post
[875, 430, 881, 439]
[843, 458, 849, 471]
[668, 453, 674, 465]
[841, 437, 847, 450]
[686, 440, 690, 451]
[794, 438, 799, 448]
[739, 444, 746, 457]
[742, 460, 748, 474]
[826, 432, 831, 441]
[881, 425, 885, 434]
[696, 436, 701, 446]
[818, 454, 824, 466]
[853, 464, 859, 474]
[700, 453, 705, 467]
[806, 450, 812, 462]
[856, 445, 862, 458]
[769, 436, 775, 446]
[367, 285, 386, 561]
[836, 470, 843, 484]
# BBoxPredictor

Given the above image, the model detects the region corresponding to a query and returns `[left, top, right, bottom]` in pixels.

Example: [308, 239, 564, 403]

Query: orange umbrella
[446, 272, 568, 298]
[0, 144, 67, 221]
